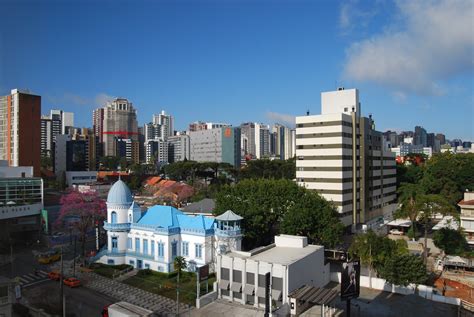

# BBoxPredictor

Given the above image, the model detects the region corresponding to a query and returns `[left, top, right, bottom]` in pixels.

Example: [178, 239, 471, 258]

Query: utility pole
[10, 238, 13, 278]
[176, 270, 180, 316]
[60, 246, 64, 316]
[73, 236, 77, 277]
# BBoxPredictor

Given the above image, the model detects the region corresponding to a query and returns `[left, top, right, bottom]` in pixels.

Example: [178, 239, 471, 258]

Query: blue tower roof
[107, 180, 133, 205]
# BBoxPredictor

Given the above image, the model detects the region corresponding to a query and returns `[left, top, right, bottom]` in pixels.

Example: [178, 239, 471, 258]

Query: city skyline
[1, 0, 473, 141]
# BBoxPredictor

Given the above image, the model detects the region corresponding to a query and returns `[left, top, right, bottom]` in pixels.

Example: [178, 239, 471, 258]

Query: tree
[240, 158, 296, 180]
[173, 256, 187, 316]
[433, 228, 468, 255]
[420, 152, 474, 205]
[394, 183, 425, 240]
[378, 254, 427, 287]
[55, 190, 106, 257]
[215, 179, 344, 249]
[417, 194, 456, 262]
[349, 230, 408, 285]
[280, 191, 344, 247]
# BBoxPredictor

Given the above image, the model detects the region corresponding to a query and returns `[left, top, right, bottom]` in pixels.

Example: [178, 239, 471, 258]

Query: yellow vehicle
[37, 250, 60, 264]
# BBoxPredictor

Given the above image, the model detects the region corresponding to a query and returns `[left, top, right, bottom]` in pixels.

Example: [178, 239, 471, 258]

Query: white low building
[459, 191, 474, 245]
[217, 235, 329, 310]
[96, 179, 242, 272]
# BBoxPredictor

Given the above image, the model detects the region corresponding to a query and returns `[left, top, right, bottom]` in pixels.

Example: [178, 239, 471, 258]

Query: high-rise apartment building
[436, 133, 446, 145]
[188, 121, 230, 132]
[93, 98, 138, 157]
[168, 134, 190, 163]
[40, 109, 74, 157]
[145, 140, 169, 165]
[241, 122, 270, 159]
[153, 110, 174, 139]
[0, 89, 41, 176]
[295, 88, 397, 228]
[414, 126, 428, 147]
[116, 138, 140, 164]
[190, 127, 241, 167]
[271, 124, 295, 160]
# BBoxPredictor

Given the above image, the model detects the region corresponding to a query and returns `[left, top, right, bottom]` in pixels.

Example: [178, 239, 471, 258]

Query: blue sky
[1, 0, 473, 140]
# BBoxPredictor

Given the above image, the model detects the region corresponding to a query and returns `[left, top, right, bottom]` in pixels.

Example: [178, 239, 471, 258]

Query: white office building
[217, 235, 329, 310]
[295, 88, 397, 228]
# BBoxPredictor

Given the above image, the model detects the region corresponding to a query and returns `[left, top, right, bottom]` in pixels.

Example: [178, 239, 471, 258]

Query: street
[21, 280, 116, 316]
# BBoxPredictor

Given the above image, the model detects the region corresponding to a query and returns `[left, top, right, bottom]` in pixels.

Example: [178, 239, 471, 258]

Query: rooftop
[215, 210, 243, 221]
[138, 205, 214, 231]
[227, 235, 322, 266]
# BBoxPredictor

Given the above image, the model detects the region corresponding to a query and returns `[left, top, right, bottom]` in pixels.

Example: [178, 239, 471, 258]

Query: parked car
[63, 277, 81, 288]
[48, 271, 61, 281]
[38, 250, 60, 264]
[389, 228, 404, 235]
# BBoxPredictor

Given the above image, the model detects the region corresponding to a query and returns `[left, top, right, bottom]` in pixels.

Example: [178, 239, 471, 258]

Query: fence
[330, 272, 461, 306]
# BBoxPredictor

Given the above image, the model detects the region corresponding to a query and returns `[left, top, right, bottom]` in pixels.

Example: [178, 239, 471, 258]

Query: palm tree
[395, 183, 424, 240]
[174, 256, 187, 316]
[417, 194, 456, 263]
[349, 230, 377, 288]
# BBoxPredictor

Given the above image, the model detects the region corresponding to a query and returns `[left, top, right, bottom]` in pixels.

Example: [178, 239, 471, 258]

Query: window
[111, 211, 117, 223]
[182, 242, 189, 257]
[151, 241, 155, 256]
[145, 264, 150, 269]
[195, 243, 202, 259]
[127, 238, 132, 250]
[158, 242, 164, 258]
[143, 239, 148, 254]
[129, 260, 135, 266]
[107, 259, 115, 265]
[111, 237, 118, 251]
[171, 241, 178, 258]
[135, 238, 140, 253]
[129, 214, 132, 222]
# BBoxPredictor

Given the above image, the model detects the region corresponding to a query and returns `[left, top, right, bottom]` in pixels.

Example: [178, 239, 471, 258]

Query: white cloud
[339, 0, 380, 34]
[343, 0, 474, 96]
[46, 92, 114, 107]
[265, 111, 296, 127]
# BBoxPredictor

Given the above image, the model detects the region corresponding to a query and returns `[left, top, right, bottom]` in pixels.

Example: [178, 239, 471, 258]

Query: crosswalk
[16, 270, 49, 287]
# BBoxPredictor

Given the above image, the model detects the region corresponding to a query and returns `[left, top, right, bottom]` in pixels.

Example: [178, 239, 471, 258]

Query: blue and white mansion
[96, 179, 243, 273]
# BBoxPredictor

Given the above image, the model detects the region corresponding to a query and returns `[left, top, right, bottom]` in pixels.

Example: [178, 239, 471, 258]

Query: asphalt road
[22, 280, 117, 316]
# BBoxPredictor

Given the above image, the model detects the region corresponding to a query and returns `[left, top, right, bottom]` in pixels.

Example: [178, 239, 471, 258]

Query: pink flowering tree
[55, 190, 106, 257]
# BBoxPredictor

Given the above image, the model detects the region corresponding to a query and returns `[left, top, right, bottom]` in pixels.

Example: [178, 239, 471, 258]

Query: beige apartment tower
[295, 88, 397, 228]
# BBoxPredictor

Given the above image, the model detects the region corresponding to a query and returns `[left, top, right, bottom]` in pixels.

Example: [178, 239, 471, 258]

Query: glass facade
[0, 178, 42, 207]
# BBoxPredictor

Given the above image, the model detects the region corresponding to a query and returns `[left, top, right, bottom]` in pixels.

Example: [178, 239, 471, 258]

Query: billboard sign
[198, 264, 209, 282]
[340, 260, 360, 300]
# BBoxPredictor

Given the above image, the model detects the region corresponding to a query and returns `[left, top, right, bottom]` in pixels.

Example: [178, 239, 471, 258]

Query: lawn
[123, 269, 216, 306]
[90, 263, 133, 278]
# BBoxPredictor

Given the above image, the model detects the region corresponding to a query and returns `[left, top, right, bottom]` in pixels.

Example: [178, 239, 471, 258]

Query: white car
[389, 229, 404, 235]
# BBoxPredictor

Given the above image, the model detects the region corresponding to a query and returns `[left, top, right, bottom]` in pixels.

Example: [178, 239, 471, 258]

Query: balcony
[103, 222, 130, 231]
[215, 228, 242, 236]
[126, 250, 155, 260]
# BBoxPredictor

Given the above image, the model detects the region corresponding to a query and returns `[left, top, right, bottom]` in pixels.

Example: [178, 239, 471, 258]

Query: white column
[254, 261, 259, 308]
[229, 257, 234, 301]
[217, 255, 222, 298]
[242, 259, 247, 305]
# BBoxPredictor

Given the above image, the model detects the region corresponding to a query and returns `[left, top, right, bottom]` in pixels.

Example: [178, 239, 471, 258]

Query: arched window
[129, 214, 132, 223]
[111, 211, 117, 224]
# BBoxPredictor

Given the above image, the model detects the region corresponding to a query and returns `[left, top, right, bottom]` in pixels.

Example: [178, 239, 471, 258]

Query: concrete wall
[288, 247, 328, 292]
[330, 272, 461, 306]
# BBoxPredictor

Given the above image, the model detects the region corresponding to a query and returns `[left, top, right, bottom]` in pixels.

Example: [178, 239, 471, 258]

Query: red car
[63, 277, 81, 288]
[48, 272, 61, 281]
